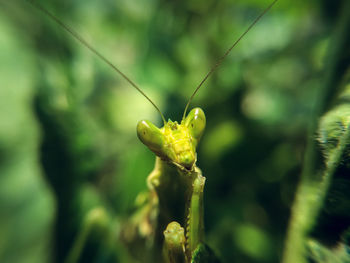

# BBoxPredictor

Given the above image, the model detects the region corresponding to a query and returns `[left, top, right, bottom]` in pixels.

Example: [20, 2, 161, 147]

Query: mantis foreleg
[186, 168, 206, 257]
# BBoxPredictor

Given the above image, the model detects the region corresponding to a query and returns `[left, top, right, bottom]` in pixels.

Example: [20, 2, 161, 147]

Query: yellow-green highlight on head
[137, 108, 206, 171]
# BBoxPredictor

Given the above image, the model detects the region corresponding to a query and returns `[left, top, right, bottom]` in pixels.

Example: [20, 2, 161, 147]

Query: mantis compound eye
[137, 120, 165, 152]
[184, 107, 206, 142]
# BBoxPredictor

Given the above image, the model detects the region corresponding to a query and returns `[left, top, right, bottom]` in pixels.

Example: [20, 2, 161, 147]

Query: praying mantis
[28, 0, 278, 262]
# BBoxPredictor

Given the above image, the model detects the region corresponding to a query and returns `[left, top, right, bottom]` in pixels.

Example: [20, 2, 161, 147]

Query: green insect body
[136, 107, 206, 262]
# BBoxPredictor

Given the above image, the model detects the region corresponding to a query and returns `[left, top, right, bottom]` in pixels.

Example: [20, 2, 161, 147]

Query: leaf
[191, 244, 221, 263]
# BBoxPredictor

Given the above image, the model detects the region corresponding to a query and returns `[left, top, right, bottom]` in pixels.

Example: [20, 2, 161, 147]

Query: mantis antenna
[28, 0, 167, 125]
[182, 0, 279, 120]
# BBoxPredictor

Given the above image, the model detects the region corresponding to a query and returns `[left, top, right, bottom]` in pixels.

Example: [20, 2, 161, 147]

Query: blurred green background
[0, 0, 345, 262]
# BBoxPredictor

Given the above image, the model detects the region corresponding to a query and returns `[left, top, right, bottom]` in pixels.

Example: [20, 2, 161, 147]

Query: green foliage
[1, 0, 350, 262]
[318, 101, 350, 163]
[283, 0, 350, 262]
[191, 244, 221, 263]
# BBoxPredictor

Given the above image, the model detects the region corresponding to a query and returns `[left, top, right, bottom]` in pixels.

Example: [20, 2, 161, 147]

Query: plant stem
[282, 1, 350, 262]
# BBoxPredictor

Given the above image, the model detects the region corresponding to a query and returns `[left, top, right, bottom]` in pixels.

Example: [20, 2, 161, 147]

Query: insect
[29, 0, 278, 262]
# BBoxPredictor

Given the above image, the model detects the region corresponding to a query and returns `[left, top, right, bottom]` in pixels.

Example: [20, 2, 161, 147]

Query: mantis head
[137, 108, 206, 171]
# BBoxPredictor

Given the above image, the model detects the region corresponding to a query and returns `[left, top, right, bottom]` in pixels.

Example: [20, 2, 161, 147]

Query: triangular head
[137, 108, 206, 171]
